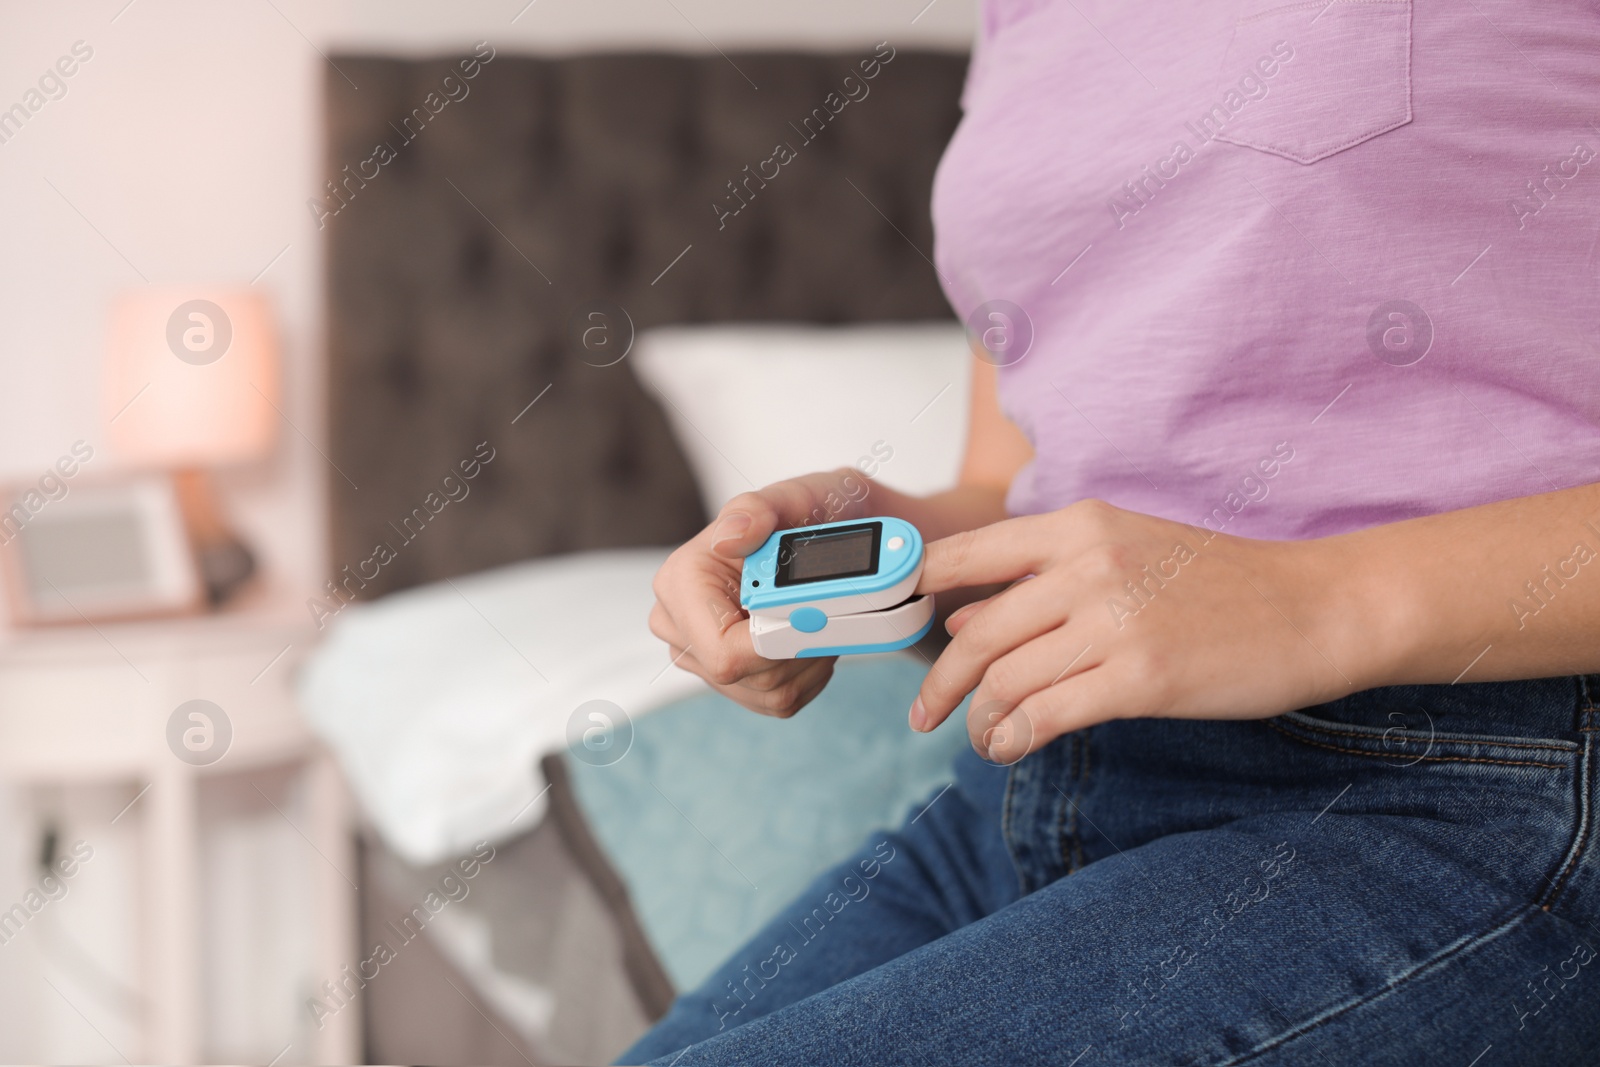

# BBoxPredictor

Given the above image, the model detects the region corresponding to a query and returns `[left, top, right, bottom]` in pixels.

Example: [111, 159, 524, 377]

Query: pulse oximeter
[740, 516, 934, 659]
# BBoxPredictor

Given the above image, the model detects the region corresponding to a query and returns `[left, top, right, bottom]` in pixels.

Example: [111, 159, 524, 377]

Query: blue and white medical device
[740, 516, 934, 659]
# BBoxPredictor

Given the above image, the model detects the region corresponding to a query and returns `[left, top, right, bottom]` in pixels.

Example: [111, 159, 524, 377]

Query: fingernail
[909, 697, 926, 732]
[712, 512, 751, 548]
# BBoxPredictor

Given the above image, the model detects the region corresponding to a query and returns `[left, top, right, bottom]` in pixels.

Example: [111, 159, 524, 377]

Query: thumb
[709, 492, 783, 559]
[709, 470, 868, 560]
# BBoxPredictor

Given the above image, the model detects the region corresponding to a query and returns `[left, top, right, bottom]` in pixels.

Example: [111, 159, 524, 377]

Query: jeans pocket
[1270, 710, 1578, 771]
[1212, 0, 1413, 164]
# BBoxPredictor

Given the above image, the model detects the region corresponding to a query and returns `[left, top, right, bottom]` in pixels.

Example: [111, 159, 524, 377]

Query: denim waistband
[1295, 674, 1600, 744]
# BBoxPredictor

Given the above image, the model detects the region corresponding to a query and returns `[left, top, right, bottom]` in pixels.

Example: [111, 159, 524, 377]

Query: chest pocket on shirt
[1212, 0, 1412, 164]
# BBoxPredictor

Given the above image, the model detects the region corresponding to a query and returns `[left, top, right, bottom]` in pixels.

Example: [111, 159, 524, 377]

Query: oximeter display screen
[775, 523, 881, 586]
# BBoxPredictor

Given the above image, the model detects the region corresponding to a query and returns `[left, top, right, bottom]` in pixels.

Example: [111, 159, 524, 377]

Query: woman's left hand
[909, 499, 1379, 763]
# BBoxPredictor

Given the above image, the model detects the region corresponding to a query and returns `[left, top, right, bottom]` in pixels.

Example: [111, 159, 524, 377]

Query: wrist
[1291, 532, 1415, 699]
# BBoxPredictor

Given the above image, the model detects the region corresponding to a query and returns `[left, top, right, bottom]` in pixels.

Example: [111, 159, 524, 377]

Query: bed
[306, 47, 970, 1064]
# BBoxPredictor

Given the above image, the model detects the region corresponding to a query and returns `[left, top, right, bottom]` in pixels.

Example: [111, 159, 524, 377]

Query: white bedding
[297, 548, 704, 865]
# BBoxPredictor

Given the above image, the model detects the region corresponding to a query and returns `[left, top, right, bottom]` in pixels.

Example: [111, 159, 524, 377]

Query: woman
[629, 2, 1600, 1062]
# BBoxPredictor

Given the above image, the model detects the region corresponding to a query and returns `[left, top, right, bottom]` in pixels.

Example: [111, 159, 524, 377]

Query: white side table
[0, 592, 358, 1065]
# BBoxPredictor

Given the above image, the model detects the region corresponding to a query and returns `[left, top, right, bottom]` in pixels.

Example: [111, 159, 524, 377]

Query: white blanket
[296, 548, 705, 865]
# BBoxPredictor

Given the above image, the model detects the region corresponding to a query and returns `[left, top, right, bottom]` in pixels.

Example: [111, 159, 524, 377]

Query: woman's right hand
[648, 469, 873, 717]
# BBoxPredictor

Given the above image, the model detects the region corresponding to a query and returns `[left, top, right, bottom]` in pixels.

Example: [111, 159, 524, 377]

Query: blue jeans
[621, 678, 1600, 1065]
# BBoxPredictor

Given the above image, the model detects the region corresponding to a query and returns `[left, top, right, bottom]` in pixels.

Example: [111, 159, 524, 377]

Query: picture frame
[0, 472, 205, 626]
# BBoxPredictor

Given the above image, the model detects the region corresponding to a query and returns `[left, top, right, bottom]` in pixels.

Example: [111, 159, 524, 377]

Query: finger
[665, 644, 720, 687]
[962, 624, 1102, 762]
[942, 596, 991, 637]
[739, 657, 818, 694]
[968, 625, 1099, 720]
[912, 576, 1070, 732]
[945, 578, 1038, 637]
[979, 663, 1125, 765]
[653, 539, 748, 649]
[786, 659, 836, 713]
[914, 516, 1054, 597]
[666, 629, 813, 691]
[741, 657, 836, 718]
[649, 602, 684, 648]
[654, 541, 774, 687]
[966, 697, 1034, 767]
[667, 628, 818, 697]
[670, 597, 767, 687]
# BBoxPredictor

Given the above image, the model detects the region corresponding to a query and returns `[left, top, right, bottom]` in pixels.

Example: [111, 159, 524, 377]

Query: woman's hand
[649, 470, 877, 717]
[909, 499, 1378, 763]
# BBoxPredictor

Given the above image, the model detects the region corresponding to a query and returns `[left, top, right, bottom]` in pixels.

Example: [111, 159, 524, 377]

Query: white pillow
[632, 323, 972, 515]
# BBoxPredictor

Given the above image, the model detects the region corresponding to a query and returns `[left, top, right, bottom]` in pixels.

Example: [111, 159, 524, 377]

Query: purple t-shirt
[932, 0, 1600, 540]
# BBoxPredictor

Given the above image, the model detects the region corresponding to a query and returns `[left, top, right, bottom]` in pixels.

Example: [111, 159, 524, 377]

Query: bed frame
[324, 48, 965, 597]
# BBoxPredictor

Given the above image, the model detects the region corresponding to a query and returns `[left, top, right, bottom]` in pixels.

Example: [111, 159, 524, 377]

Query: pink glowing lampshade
[103, 288, 281, 467]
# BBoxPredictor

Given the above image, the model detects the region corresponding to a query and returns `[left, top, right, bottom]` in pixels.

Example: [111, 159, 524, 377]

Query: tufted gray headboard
[322, 48, 967, 597]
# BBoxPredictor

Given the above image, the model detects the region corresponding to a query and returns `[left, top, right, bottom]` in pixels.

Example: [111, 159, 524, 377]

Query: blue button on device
[788, 607, 828, 633]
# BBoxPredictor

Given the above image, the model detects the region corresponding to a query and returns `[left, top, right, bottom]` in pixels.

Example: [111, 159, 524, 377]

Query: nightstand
[0, 591, 359, 1065]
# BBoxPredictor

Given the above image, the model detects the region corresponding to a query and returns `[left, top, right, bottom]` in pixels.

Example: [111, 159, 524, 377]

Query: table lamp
[103, 288, 281, 606]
